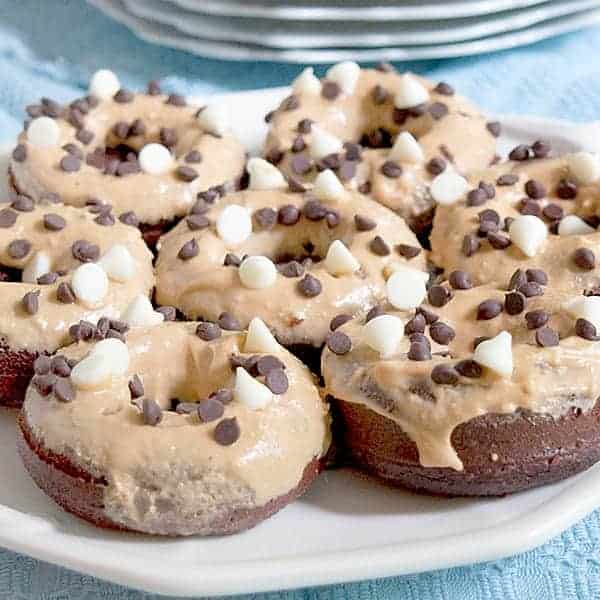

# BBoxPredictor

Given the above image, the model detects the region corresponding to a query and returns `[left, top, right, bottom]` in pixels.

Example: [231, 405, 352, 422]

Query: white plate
[89, 0, 600, 63]
[125, 0, 600, 49]
[3, 85, 600, 597]
[164, 0, 551, 21]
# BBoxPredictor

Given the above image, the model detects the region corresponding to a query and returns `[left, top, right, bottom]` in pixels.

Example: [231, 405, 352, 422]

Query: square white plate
[2, 87, 600, 598]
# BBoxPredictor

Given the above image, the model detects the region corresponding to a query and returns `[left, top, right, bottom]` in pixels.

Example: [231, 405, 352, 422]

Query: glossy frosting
[23, 323, 330, 534]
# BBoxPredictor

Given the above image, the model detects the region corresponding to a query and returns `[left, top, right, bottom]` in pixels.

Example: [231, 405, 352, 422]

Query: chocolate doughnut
[18, 320, 330, 535]
[10, 69, 246, 246]
[0, 199, 154, 407]
[264, 62, 497, 236]
[154, 159, 426, 366]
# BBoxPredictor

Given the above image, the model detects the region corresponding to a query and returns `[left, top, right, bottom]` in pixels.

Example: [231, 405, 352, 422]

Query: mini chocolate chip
[12, 144, 27, 162]
[497, 173, 518, 186]
[11, 195, 34, 212]
[265, 369, 289, 394]
[166, 93, 186, 107]
[417, 307, 439, 325]
[303, 200, 327, 221]
[321, 81, 341, 100]
[71, 240, 100, 262]
[280, 94, 300, 111]
[51, 355, 71, 378]
[525, 309, 550, 330]
[449, 270, 472, 290]
[526, 269, 548, 285]
[573, 247, 595, 270]
[519, 199, 542, 217]
[184, 150, 202, 164]
[455, 359, 482, 378]
[380, 160, 402, 178]
[278, 261, 305, 278]
[365, 305, 385, 323]
[556, 179, 578, 199]
[330, 314, 352, 331]
[210, 388, 233, 405]
[487, 232, 511, 250]
[0, 209, 17, 228]
[160, 127, 178, 147]
[129, 118, 146, 137]
[197, 398, 225, 423]
[113, 121, 130, 138]
[525, 179, 546, 199]
[94, 212, 115, 226]
[371, 84, 389, 104]
[196, 322, 221, 341]
[518, 282, 544, 297]
[358, 182, 371, 194]
[56, 282, 76, 304]
[509, 144, 530, 161]
[114, 88, 134, 103]
[462, 234, 480, 257]
[576, 318, 599, 341]
[536, 327, 559, 347]
[176, 166, 198, 182]
[325, 210, 341, 228]
[505, 291, 526, 315]
[408, 342, 431, 361]
[76, 129, 94, 145]
[479, 209, 500, 225]
[426, 157, 446, 176]
[218, 312, 241, 331]
[8, 239, 31, 259]
[147, 80, 161, 95]
[34, 355, 51, 375]
[33, 374, 56, 397]
[428, 285, 452, 307]
[337, 160, 356, 182]
[298, 274, 322, 297]
[434, 81, 455, 96]
[278, 204, 301, 225]
[223, 253, 241, 267]
[477, 299, 503, 320]
[254, 207, 277, 229]
[292, 155, 314, 176]
[532, 140, 551, 158]
[370, 235, 390, 256]
[509, 269, 527, 290]
[119, 211, 139, 227]
[354, 214, 376, 231]
[478, 220, 498, 237]
[214, 417, 240, 446]
[175, 402, 197, 414]
[431, 364, 458, 385]
[542, 203, 564, 221]
[429, 321, 455, 345]
[429, 102, 448, 120]
[256, 355, 285, 376]
[43, 213, 66, 231]
[186, 214, 210, 231]
[467, 188, 488, 207]
[142, 398, 163, 426]
[396, 244, 421, 260]
[60, 155, 81, 172]
[178, 238, 199, 260]
[291, 135, 306, 153]
[404, 313, 426, 335]
[156, 306, 176, 321]
[21, 290, 40, 315]
[63, 143, 84, 160]
[326, 331, 352, 355]
[486, 121, 501, 137]
[37, 272, 58, 285]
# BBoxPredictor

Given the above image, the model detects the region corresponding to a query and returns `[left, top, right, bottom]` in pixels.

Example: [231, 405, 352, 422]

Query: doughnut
[9, 69, 246, 246]
[430, 150, 600, 291]
[0, 197, 154, 407]
[18, 319, 330, 535]
[264, 62, 497, 236]
[154, 159, 426, 363]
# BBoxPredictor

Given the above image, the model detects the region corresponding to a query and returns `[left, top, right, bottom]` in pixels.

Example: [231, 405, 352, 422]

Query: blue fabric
[1, 1, 600, 598]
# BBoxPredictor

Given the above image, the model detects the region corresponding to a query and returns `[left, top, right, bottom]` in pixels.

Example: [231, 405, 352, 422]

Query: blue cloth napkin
[2, 1, 600, 598]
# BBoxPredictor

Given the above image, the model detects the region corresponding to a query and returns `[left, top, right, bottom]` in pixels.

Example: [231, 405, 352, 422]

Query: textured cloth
[1, 1, 600, 598]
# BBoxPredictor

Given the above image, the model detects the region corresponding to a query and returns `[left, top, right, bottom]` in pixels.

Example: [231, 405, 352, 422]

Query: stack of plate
[89, 0, 600, 62]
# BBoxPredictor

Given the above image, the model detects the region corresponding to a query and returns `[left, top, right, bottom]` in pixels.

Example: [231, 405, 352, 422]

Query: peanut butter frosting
[10, 85, 246, 226]
[430, 155, 600, 291]
[0, 200, 154, 351]
[154, 188, 426, 348]
[22, 323, 330, 535]
[322, 283, 600, 471]
[264, 65, 497, 227]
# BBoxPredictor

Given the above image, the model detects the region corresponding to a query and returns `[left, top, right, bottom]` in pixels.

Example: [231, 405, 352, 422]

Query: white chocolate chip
[325, 240, 360, 276]
[430, 171, 469, 205]
[98, 245, 136, 282]
[216, 204, 252, 246]
[26, 117, 60, 147]
[197, 103, 230, 137]
[292, 67, 321, 95]
[394, 74, 430, 109]
[22, 251, 51, 284]
[566, 152, 600, 185]
[473, 331, 513, 377]
[364, 314, 405, 358]
[234, 366, 273, 410]
[509, 215, 548, 257]
[244, 317, 281, 353]
[138, 143, 173, 175]
[239, 255, 277, 289]
[89, 69, 121, 100]
[247, 157, 287, 191]
[326, 61, 360, 95]
[313, 169, 346, 202]
[71, 262, 108, 307]
[389, 132, 424, 163]
[566, 296, 600, 331]
[558, 214, 596, 236]
[121, 294, 164, 328]
[310, 126, 343, 160]
[386, 266, 428, 310]
[71, 338, 129, 389]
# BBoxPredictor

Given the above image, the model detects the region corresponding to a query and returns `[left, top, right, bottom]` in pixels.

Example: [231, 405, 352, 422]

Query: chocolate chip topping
[265, 369, 289, 394]
[508, 269, 527, 290]
[531, 140, 551, 158]
[542, 203, 564, 221]
[429, 321, 455, 345]
[43, 213, 66, 231]
[486, 121, 501, 137]
[147, 80, 162, 95]
[178, 238, 199, 260]
[380, 160, 402, 178]
[129, 374, 145, 399]
[509, 144, 530, 161]
[330, 313, 352, 331]
[556, 179, 578, 199]
[76, 129, 94, 145]
[166, 93, 187, 107]
[254, 207, 278, 229]
[405, 313, 426, 335]
[214, 417, 240, 446]
[56, 282, 76, 304]
[462, 234, 480, 257]
[142, 398, 163, 426]
[197, 398, 225, 423]
[186, 214, 210, 231]
[354, 214, 376, 232]
[297, 273, 322, 297]
[369, 235, 391, 256]
[426, 157, 446, 176]
[21, 290, 40, 315]
[429, 102, 449, 120]
[12, 144, 27, 162]
[477, 299, 503, 320]
[196, 322, 221, 341]
[408, 341, 431, 361]
[525, 179, 546, 199]
[321, 81, 341, 100]
[525, 309, 550, 330]
[518, 282, 544, 298]
[218, 312, 241, 331]
[60, 155, 81, 172]
[497, 173, 518, 186]
[53, 378, 75, 403]
[176, 166, 199, 182]
[395, 244, 421, 260]
[327, 330, 352, 355]
[256, 355, 285, 376]
[8, 239, 31, 259]
[33, 355, 51, 375]
[210, 388, 233, 405]
[365, 305, 384, 323]
[32, 374, 56, 397]
[455, 359, 482, 378]
[526, 268, 548, 285]
[504, 291, 526, 315]
[71, 239, 100, 262]
[278, 260, 304, 278]
[0, 208, 17, 228]
[156, 306, 176, 321]
[573, 247, 596, 270]
[303, 200, 327, 221]
[448, 270, 472, 290]
[535, 327, 559, 347]
[431, 364, 459, 385]
[428, 285, 452, 308]
[160, 127, 178, 148]
[278, 204, 301, 226]
[576, 318, 600, 341]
